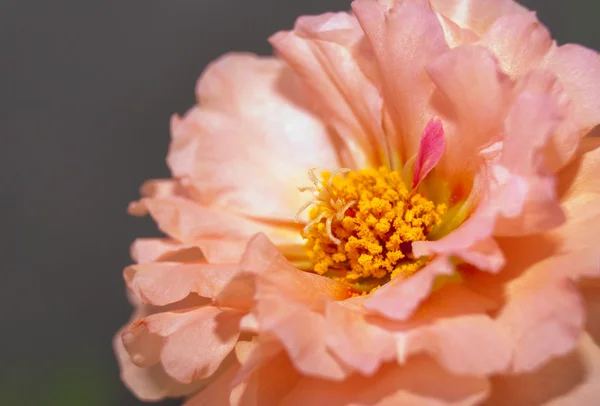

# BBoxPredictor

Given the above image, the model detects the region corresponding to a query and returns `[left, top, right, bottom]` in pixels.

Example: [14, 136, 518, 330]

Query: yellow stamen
[298, 167, 446, 294]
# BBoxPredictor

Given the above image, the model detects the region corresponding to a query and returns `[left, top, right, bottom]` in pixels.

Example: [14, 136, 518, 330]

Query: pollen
[297, 167, 446, 294]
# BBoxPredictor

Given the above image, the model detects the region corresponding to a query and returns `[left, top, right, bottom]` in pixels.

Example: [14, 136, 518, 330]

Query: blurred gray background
[1, 0, 598, 405]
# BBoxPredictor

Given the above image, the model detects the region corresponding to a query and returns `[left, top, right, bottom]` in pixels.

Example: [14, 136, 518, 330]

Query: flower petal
[364, 256, 453, 320]
[167, 53, 340, 221]
[114, 329, 207, 401]
[128, 306, 242, 384]
[426, 45, 512, 178]
[413, 118, 446, 190]
[429, 0, 528, 36]
[254, 294, 351, 381]
[486, 333, 600, 406]
[129, 197, 303, 248]
[124, 263, 239, 306]
[183, 363, 240, 406]
[230, 345, 301, 406]
[352, 0, 449, 161]
[483, 12, 553, 78]
[497, 261, 585, 373]
[544, 44, 600, 169]
[403, 315, 512, 376]
[281, 356, 490, 406]
[324, 302, 397, 376]
[494, 92, 566, 236]
[269, 12, 385, 168]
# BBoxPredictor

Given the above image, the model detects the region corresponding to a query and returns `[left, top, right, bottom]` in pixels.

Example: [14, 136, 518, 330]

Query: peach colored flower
[115, 0, 600, 405]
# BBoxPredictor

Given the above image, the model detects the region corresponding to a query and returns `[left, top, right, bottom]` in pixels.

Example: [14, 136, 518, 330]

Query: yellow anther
[299, 167, 446, 295]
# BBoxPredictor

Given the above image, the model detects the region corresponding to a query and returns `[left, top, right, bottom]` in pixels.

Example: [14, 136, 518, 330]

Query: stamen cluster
[298, 167, 446, 292]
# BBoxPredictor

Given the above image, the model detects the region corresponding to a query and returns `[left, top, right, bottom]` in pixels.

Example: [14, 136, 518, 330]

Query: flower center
[297, 167, 446, 294]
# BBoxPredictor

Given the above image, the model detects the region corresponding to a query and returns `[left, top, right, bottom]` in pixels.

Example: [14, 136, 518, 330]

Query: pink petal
[231, 337, 285, 388]
[138, 178, 190, 199]
[281, 356, 490, 406]
[497, 263, 585, 373]
[486, 334, 600, 406]
[552, 138, 600, 277]
[413, 118, 446, 189]
[130, 238, 248, 265]
[134, 306, 242, 384]
[558, 135, 600, 200]
[324, 302, 396, 376]
[426, 45, 512, 179]
[494, 92, 566, 236]
[364, 256, 453, 320]
[544, 44, 600, 169]
[167, 53, 340, 222]
[436, 14, 479, 48]
[412, 198, 506, 273]
[269, 12, 386, 167]
[184, 363, 240, 406]
[580, 280, 600, 347]
[114, 329, 207, 401]
[128, 197, 302, 247]
[234, 236, 352, 380]
[254, 293, 351, 381]
[403, 315, 512, 376]
[230, 346, 301, 406]
[429, 0, 528, 36]
[483, 12, 553, 78]
[124, 263, 239, 306]
[352, 0, 449, 160]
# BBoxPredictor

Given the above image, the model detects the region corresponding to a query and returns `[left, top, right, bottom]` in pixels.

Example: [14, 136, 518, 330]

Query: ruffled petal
[496, 259, 585, 373]
[494, 92, 566, 236]
[123, 306, 242, 384]
[184, 363, 240, 406]
[486, 334, 600, 406]
[230, 343, 301, 406]
[114, 329, 207, 401]
[364, 257, 453, 320]
[254, 293, 351, 381]
[324, 301, 396, 375]
[429, 0, 528, 36]
[544, 45, 600, 168]
[402, 315, 512, 376]
[167, 53, 340, 222]
[124, 262, 239, 306]
[483, 12, 553, 78]
[413, 198, 505, 273]
[281, 356, 490, 406]
[352, 0, 449, 162]
[129, 197, 303, 248]
[270, 12, 385, 168]
[426, 45, 512, 178]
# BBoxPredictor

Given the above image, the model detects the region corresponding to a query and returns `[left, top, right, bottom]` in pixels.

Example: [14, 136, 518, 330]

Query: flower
[114, 0, 600, 405]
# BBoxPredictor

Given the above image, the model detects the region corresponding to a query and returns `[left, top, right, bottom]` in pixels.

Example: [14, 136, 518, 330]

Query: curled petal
[403, 315, 512, 376]
[352, 0, 449, 160]
[497, 261, 585, 373]
[114, 330, 208, 401]
[124, 307, 242, 384]
[124, 263, 239, 305]
[270, 12, 385, 168]
[281, 355, 490, 406]
[486, 334, 600, 406]
[483, 12, 553, 78]
[413, 118, 446, 190]
[168, 53, 340, 222]
[364, 257, 453, 320]
[324, 302, 396, 376]
[128, 197, 302, 247]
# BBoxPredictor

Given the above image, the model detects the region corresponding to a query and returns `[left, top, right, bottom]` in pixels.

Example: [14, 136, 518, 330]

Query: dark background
[1, 1, 598, 405]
